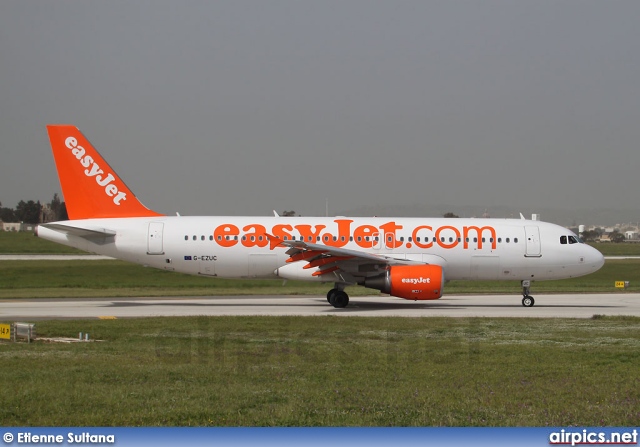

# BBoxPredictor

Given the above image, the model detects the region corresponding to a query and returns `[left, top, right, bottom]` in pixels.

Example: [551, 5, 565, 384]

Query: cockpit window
[568, 235, 578, 244]
[560, 236, 567, 245]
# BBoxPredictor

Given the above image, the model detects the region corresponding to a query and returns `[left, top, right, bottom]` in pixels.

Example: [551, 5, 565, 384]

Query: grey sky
[1, 1, 639, 220]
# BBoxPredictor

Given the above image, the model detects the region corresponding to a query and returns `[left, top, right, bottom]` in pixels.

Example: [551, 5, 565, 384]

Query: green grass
[0, 316, 638, 426]
[0, 259, 638, 298]
[0, 231, 84, 254]
[588, 242, 640, 256]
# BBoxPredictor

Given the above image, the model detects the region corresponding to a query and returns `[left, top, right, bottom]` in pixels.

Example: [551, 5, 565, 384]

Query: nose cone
[585, 245, 605, 273]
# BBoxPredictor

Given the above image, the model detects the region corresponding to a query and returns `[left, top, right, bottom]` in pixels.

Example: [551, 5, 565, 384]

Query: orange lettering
[214, 224, 239, 247]
[272, 224, 294, 241]
[241, 224, 268, 248]
[412, 225, 434, 249]
[463, 226, 497, 249]
[354, 224, 377, 248]
[294, 224, 326, 243]
[323, 219, 353, 247]
[435, 225, 460, 249]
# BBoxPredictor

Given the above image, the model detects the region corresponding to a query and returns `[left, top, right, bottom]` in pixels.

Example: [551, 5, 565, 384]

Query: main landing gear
[327, 285, 349, 308]
[521, 280, 535, 307]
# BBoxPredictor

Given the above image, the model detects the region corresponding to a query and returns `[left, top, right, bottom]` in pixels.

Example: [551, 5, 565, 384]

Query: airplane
[37, 125, 605, 308]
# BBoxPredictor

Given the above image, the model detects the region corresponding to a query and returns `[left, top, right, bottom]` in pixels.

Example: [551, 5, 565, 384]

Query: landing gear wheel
[520, 280, 534, 307]
[327, 288, 338, 303]
[330, 290, 349, 308]
[522, 296, 535, 307]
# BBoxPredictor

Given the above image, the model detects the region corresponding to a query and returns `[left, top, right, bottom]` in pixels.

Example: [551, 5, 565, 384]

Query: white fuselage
[37, 216, 605, 283]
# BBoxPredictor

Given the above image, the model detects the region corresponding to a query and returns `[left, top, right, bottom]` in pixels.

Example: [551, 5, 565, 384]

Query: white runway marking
[1, 294, 639, 319]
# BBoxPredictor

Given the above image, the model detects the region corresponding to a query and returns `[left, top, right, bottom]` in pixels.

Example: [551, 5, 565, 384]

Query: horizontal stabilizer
[39, 222, 116, 239]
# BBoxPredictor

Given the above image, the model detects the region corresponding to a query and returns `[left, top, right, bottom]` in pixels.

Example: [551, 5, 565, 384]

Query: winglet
[46, 125, 163, 220]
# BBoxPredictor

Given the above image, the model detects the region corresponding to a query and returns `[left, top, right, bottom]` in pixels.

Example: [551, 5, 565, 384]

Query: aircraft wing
[265, 233, 425, 283]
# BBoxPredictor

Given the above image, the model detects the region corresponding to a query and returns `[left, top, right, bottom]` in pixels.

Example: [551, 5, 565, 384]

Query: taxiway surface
[1, 294, 639, 319]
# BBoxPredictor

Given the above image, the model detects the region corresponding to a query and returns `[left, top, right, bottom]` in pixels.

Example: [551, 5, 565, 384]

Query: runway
[1, 293, 639, 320]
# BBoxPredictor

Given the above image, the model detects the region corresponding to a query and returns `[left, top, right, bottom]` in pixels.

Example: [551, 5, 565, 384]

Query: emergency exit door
[147, 222, 164, 255]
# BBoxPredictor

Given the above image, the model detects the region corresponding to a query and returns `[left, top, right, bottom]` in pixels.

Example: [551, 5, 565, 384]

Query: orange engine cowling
[362, 265, 444, 300]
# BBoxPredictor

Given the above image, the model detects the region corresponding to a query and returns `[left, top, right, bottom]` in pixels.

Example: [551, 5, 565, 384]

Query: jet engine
[361, 265, 444, 300]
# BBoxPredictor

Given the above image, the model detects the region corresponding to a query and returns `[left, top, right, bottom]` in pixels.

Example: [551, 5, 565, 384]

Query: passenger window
[514, 238, 518, 243]
[498, 238, 502, 243]
[184, 235, 188, 241]
[193, 235, 197, 241]
[201, 235, 205, 241]
[506, 238, 510, 243]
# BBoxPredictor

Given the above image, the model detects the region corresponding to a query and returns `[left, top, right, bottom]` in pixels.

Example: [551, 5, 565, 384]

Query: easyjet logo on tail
[65, 136, 127, 206]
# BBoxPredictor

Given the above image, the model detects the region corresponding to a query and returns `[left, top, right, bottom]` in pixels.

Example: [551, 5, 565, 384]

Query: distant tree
[581, 230, 598, 242]
[58, 202, 68, 221]
[610, 230, 626, 243]
[15, 200, 42, 224]
[443, 212, 459, 218]
[45, 193, 68, 221]
[0, 201, 16, 222]
[49, 193, 61, 218]
[281, 210, 297, 217]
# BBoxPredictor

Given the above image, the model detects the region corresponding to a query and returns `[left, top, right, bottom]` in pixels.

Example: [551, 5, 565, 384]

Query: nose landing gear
[521, 280, 535, 307]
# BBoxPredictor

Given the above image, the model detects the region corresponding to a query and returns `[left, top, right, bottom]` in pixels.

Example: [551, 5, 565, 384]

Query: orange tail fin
[47, 125, 163, 220]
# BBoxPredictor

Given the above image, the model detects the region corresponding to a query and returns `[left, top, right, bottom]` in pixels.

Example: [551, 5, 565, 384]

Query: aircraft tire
[327, 288, 338, 303]
[331, 291, 349, 308]
[522, 296, 535, 307]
